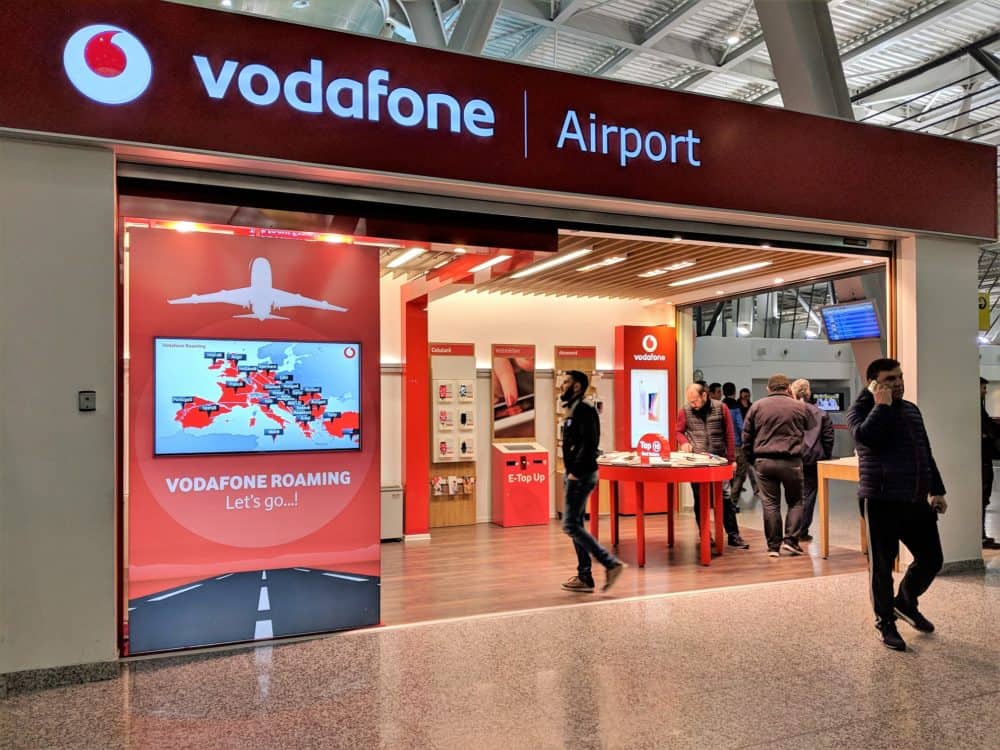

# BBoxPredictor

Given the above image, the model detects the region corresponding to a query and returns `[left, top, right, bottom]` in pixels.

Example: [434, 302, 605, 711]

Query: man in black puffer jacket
[848, 358, 946, 652]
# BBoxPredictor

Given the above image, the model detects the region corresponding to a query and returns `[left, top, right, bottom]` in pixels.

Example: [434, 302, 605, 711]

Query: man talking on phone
[848, 358, 945, 651]
[559, 370, 627, 594]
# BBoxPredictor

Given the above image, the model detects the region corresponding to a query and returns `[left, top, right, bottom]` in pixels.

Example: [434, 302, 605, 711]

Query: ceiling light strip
[468, 255, 512, 273]
[667, 261, 772, 287]
[386, 247, 427, 268]
[510, 248, 592, 279]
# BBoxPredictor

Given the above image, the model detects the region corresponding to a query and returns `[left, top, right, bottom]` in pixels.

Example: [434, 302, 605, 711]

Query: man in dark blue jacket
[559, 370, 626, 594]
[848, 358, 946, 651]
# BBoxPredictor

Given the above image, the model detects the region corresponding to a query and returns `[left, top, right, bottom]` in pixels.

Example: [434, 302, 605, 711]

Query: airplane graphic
[168, 258, 347, 321]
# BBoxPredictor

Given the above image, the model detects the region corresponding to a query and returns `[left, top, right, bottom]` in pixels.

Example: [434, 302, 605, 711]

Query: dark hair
[695, 379, 707, 387]
[709, 382, 722, 392]
[739, 388, 750, 397]
[566, 369, 589, 391]
[866, 358, 900, 382]
[981, 377, 989, 385]
[722, 382, 736, 397]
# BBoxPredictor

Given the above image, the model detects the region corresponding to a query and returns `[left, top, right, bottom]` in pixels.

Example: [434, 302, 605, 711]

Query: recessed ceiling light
[978, 335, 992, 345]
[386, 247, 426, 268]
[726, 32, 741, 46]
[453, 247, 466, 254]
[760, 241, 771, 248]
[510, 248, 592, 278]
[637, 260, 696, 278]
[862, 259, 874, 264]
[672, 235, 683, 241]
[468, 255, 511, 273]
[577, 256, 627, 272]
[716, 290, 725, 295]
[172, 221, 197, 233]
[292, 0, 310, 8]
[638, 269, 668, 278]
[774, 277, 784, 284]
[221, 0, 233, 7]
[736, 325, 751, 336]
[667, 261, 772, 287]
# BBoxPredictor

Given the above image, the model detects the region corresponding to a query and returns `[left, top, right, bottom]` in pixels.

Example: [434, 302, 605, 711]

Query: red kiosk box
[614, 326, 677, 514]
[491, 442, 550, 526]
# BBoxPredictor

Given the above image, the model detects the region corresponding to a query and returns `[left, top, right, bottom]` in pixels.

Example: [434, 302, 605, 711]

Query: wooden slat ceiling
[478, 234, 856, 301]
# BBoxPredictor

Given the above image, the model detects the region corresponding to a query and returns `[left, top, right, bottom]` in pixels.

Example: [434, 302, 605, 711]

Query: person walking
[722, 382, 745, 514]
[791, 379, 835, 541]
[741, 374, 809, 557]
[980, 377, 999, 549]
[675, 382, 750, 549]
[558, 370, 627, 593]
[731, 387, 759, 503]
[848, 358, 946, 651]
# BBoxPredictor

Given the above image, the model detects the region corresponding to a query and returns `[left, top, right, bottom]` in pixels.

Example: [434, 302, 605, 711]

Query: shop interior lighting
[292, 0, 310, 8]
[318, 234, 352, 244]
[726, 33, 742, 46]
[386, 247, 427, 268]
[773, 277, 784, 284]
[452, 247, 467, 254]
[978, 335, 992, 345]
[637, 259, 696, 278]
[671, 235, 683, 241]
[668, 261, 772, 287]
[510, 248, 592, 278]
[353, 239, 403, 248]
[736, 325, 751, 336]
[220, 0, 232, 7]
[468, 255, 511, 273]
[577, 256, 627, 272]
[804, 329, 819, 339]
[863, 259, 874, 264]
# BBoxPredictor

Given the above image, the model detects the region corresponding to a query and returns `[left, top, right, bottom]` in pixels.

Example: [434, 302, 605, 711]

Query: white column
[0, 138, 117, 672]
[896, 235, 983, 567]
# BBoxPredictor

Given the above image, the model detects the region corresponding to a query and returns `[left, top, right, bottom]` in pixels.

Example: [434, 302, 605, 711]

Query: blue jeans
[562, 471, 617, 582]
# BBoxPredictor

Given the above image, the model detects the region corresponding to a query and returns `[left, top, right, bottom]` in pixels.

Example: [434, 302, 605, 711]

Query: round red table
[592, 463, 735, 567]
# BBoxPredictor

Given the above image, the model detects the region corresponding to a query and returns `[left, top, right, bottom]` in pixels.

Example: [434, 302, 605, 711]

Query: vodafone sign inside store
[0, 0, 994, 238]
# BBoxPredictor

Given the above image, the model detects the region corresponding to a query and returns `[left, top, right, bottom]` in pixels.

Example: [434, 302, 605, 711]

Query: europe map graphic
[155, 338, 360, 455]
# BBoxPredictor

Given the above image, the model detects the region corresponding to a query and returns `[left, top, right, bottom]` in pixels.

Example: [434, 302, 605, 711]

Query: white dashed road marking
[149, 584, 202, 602]
[294, 568, 311, 573]
[216, 573, 234, 580]
[254, 620, 273, 640]
[258, 586, 270, 612]
[262, 571, 267, 581]
[322, 573, 368, 582]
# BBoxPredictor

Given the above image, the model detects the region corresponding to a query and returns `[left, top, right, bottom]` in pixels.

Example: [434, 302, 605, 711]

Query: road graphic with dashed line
[127, 567, 379, 653]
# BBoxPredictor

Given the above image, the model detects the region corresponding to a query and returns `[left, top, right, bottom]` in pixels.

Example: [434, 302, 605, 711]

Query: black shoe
[799, 532, 813, 542]
[561, 576, 595, 593]
[894, 598, 935, 633]
[875, 620, 906, 651]
[728, 534, 750, 549]
[984, 538, 1000, 550]
[780, 539, 804, 556]
[734, 505, 742, 513]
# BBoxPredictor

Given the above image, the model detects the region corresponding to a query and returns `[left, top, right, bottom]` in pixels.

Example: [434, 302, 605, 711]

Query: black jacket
[562, 399, 600, 477]
[802, 401, 835, 466]
[847, 390, 945, 502]
[741, 393, 809, 462]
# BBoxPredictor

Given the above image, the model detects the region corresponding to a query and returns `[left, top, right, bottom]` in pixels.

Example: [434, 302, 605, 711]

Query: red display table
[593, 462, 734, 567]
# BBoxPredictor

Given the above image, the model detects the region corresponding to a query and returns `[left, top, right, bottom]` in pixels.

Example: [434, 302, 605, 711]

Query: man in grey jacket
[742, 374, 810, 557]
[791, 379, 835, 542]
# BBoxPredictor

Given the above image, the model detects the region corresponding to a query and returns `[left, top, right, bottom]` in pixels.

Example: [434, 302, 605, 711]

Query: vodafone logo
[63, 25, 152, 105]
[641, 334, 658, 353]
[344, 347, 357, 359]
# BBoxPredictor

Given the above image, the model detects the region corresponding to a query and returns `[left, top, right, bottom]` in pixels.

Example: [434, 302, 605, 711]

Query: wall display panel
[492, 344, 536, 441]
[553, 346, 604, 516]
[125, 223, 380, 654]
[429, 343, 477, 527]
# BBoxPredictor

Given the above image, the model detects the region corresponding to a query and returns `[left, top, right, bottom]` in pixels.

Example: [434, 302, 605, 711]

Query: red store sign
[0, 0, 994, 238]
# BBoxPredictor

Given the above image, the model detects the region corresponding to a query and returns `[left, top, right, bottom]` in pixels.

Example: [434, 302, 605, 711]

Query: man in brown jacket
[741, 374, 810, 557]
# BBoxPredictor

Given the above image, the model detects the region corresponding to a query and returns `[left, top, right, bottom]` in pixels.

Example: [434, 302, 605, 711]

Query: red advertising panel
[0, 0, 994, 238]
[615, 326, 677, 513]
[492, 344, 536, 440]
[125, 223, 379, 653]
[429, 342, 475, 357]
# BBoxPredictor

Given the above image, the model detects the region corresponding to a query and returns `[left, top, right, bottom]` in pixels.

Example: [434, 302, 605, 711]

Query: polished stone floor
[3, 555, 997, 749]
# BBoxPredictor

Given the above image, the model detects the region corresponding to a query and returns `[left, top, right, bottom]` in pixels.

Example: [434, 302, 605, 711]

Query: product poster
[492, 344, 536, 439]
[125, 223, 380, 654]
[630, 369, 670, 447]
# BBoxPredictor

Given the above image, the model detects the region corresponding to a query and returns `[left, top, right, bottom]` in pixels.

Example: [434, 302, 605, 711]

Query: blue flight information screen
[821, 300, 881, 342]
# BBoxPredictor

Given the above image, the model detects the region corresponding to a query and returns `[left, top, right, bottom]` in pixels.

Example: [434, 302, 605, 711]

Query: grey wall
[0, 139, 117, 673]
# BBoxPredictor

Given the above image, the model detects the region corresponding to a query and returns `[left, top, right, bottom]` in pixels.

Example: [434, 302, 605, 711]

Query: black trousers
[755, 457, 804, 551]
[861, 498, 943, 624]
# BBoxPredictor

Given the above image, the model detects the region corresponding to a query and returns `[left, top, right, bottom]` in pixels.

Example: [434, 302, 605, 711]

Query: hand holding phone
[869, 379, 892, 406]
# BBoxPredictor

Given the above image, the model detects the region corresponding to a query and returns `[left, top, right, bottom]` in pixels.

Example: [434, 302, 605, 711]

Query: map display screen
[154, 337, 361, 455]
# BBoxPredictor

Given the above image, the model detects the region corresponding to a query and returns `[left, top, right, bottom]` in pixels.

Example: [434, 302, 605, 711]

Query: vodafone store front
[0, 0, 994, 674]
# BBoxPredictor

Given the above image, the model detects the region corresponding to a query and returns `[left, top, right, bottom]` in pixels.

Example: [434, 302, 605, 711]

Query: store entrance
[118, 185, 890, 648]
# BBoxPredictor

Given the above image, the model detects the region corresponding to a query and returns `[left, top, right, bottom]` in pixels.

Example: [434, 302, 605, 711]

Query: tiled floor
[3, 553, 997, 749]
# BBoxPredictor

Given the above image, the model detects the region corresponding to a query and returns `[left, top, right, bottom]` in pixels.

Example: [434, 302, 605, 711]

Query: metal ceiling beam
[754, 0, 853, 119]
[508, 0, 590, 60]
[500, 0, 774, 86]
[448, 0, 502, 53]
[402, 0, 447, 48]
[970, 46, 1000, 83]
[593, 0, 704, 76]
